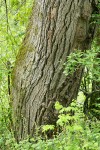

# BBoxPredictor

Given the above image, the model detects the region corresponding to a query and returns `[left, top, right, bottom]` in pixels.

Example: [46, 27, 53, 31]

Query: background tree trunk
[12, 0, 97, 141]
[90, 26, 100, 119]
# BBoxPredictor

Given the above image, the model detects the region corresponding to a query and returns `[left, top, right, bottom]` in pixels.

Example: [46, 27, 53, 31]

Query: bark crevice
[12, 0, 97, 141]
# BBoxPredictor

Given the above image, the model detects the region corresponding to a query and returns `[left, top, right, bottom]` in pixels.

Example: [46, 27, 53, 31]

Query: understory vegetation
[0, 0, 100, 150]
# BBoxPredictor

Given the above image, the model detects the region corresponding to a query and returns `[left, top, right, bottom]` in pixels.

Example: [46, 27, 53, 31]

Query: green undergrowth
[0, 100, 100, 150]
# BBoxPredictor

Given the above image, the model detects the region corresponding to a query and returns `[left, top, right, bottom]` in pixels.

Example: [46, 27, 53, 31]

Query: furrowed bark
[12, 0, 98, 141]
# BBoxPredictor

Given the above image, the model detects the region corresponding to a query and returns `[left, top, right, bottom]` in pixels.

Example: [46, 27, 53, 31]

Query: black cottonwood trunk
[12, 0, 98, 141]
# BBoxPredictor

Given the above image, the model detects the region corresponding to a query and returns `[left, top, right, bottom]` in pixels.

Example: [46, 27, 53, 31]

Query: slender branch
[4, 0, 9, 33]
[6, 61, 11, 95]
[80, 89, 100, 97]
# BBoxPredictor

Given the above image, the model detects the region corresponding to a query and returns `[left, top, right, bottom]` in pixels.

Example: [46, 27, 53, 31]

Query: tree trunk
[12, 0, 98, 141]
[90, 26, 100, 119]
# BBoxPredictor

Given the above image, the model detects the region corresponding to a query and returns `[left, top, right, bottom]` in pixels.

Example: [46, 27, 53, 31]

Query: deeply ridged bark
[12, 0, 98, 141]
